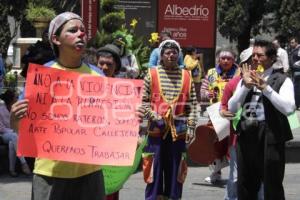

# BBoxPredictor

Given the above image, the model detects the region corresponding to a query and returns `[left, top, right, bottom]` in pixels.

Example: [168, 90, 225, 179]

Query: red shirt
[220, 76, 241, 146]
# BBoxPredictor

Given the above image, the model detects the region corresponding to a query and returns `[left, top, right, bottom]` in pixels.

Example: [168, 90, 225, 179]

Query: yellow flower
[130, 18, 138, 29]
[256, 65, 264, 73]
[150, 32, 159, 43]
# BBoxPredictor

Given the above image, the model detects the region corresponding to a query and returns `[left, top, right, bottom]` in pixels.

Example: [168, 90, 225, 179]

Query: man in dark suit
[289, 36, 300, 109]
[228, 39, 295, 200]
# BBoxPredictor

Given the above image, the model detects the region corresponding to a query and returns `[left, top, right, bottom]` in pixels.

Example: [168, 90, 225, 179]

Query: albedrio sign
[164, 4, 209, 17]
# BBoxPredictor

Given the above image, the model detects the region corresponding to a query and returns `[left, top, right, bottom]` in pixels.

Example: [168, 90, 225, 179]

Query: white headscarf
[158, 39, 181, 56]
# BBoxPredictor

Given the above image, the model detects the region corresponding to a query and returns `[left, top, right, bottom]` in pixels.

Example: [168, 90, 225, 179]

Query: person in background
[0, 89, 31, 177]
[220, 47, 264, 200]
[201, 49, 240, 104]
[184, 46, 204, 102]
[10, 12, 105, 200]
[83, 47, 98, 66]
[96, 44, 121, 78]
[21, 27, 55, 78]
[0, 52, 5, 88]
[148, 31, 184, 68]
[229, 39, 295, 200]
[113, 35, 139, 78]
[4, 57, 13, 72]
[139, 39, 197, 200]
[200, 48, 240, 184]
[288, 36, 300, 109]
[272, 38, 289, 73]
[288, 36, 300, 69]
[97, 44, 122, 200]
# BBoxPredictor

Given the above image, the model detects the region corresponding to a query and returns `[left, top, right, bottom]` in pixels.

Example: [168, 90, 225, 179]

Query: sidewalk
[1, 112, 300, 199]
[120, 163, 300, 200]
[1, 163, 300, 200]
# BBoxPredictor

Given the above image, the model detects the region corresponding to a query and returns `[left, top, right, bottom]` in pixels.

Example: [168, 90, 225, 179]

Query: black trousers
[31, 170, 105, 200]
[237, 122, 286, 200]
[293, 72, 300, 108]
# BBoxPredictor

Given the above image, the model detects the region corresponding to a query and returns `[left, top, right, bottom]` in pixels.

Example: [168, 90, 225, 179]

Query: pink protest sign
[18, 63, 144, 166]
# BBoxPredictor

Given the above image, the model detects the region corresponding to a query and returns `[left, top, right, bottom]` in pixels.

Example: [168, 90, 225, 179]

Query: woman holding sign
[10, 12, 105, 200]
[140, 39, 197, 200]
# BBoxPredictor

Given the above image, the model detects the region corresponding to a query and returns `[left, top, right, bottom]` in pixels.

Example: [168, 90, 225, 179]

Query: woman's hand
[11, 99, 29, 120]
[220, 110, 236, 119]
[10, 99, 29, 131]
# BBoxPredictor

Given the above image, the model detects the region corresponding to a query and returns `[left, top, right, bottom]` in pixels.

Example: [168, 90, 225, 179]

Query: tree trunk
[237, 25, 252, 54]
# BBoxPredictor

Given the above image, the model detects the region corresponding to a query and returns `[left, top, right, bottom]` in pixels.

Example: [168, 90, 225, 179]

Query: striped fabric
[158, 67, 183, 102]
[142, 65, 197, 127]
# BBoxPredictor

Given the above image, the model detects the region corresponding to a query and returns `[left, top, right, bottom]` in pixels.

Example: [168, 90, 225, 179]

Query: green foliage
[112, 28, 150, 78]
[128, 32, 151, 78]
[3, 71, 18, 88]
[101, 11, 125, 33]
[0, 0, 27, 56]
[218, 1, 247, 40]
[89, 30, 113, 48]
[0, 0, 80, 56]
[135, 43, 151, 78]
[27, 0, 52, 7]
[4, 0, 27, 22]
[101, 0, 119, 12]
[26, 4, 56, 22]
[217, 0, 300, 52]
[89, 0, 124, 47]
[51, 0, 80, 13]
[113, 30, 133, 49]
[273, 0, 300, 40]
[89, 0, 150, 78]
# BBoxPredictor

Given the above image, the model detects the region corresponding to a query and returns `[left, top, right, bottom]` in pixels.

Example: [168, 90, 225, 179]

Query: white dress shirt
[228, 67, 295, 119]
[273, 47, 289, 72]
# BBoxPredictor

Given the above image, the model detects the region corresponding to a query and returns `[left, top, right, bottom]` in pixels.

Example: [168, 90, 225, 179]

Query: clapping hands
[241, 64, 267, 90]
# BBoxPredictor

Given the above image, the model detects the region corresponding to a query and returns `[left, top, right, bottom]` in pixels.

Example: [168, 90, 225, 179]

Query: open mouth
[76, 40, 85, 45]
[75, 41, 85, 49]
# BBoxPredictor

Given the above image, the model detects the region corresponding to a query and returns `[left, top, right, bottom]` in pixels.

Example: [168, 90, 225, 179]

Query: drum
[188, 122, 229, 165]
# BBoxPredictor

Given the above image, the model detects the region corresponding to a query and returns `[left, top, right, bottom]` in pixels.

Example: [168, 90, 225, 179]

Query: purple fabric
[144, 134, 186, 200]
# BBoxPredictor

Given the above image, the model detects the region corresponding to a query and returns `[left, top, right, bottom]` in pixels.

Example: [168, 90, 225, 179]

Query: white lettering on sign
[164, 4, 209, 17]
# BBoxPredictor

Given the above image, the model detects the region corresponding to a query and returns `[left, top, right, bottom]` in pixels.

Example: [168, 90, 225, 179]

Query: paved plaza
[1, 111, 300, 200]
[1, 163, 300, 200]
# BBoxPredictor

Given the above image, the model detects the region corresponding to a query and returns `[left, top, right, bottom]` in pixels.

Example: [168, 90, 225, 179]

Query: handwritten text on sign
[18, 64, 143, 166]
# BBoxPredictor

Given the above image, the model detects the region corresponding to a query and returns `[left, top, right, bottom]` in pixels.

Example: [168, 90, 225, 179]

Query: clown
[139, 39, 197, 200]
[198, 49, 240, 183]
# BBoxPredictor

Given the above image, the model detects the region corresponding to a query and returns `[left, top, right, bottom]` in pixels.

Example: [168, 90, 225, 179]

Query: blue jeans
[1, 131, 26, 172]
[224, 146, 238, 200]
[224, 146, 264, 200]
